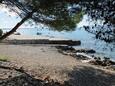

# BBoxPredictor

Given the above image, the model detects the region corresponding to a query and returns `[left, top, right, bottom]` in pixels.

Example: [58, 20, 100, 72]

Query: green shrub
[0, 29, 3, 36]
[0, 55, 9, 62]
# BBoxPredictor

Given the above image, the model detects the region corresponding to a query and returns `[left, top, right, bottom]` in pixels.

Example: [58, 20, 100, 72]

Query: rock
[89, 59, 103, 66]
[56, 46, 96, 53]
[107, 65, 115, 70]
[75, 48, 96, 53]
[75, 53, 93, 60]
[89, 57, 115, 66]
[94, 57, 101, 60]
[36, 32, 42, 35]
[110, 60, 115, 65]
[81, 59, 93, 63]
[56, 46, 96, 60]
[56, 46, 115, 67]
[14, 32, 21, 35]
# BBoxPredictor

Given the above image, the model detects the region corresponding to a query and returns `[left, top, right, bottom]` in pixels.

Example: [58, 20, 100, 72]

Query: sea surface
[3, 15, 115, 60]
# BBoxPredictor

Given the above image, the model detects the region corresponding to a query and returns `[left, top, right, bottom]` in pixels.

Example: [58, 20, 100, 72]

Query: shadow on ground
[0, 62, 62, 86]
[0, 65, 115, 86]
[0, 72, 62, 86]
[66, 66, 115, 86]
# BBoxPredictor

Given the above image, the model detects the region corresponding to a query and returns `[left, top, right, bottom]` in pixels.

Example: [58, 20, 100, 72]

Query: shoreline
[56, 45, 115, 70]
[1, 34, 115, 70]
[0, 35, 115, 86]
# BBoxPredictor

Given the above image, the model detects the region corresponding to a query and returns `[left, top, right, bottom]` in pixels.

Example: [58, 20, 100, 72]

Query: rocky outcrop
[56, 46, 96, 54]
[56, 45, 115, 69]
[89, 57, 115, 66]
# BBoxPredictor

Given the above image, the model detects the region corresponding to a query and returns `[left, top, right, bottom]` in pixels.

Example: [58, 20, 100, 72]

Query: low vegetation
[0, 55, 8, 62]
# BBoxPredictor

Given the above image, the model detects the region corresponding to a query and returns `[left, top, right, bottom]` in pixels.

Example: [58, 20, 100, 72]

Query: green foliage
[49, 18, 75, 31]
[2, 0, 81, 31]
[49, 11, 83, 31]
[72, 11, 84, 24]
[0, 55, 8, 62]
[0, 29, 3, 36]
[0, 0, 3, 3]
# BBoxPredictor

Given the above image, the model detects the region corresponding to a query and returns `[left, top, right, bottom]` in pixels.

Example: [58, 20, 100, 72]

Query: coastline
[0, 35, 115, 86]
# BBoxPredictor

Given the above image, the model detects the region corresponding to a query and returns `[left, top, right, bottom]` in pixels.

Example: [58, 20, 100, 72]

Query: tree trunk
[0, 10, 35, 40]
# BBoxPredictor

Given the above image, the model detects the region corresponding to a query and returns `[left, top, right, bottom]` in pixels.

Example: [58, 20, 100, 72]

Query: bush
[0, 29, 3, 36]
[0, 55, 8, 62]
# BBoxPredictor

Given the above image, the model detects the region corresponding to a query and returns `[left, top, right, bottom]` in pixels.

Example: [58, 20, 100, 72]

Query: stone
[75, 49, 96, 53]
[14, 32, 21, 35]
[75, 53, 93, 60]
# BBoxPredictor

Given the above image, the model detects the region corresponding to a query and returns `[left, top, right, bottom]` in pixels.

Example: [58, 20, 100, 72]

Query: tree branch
[0, 10, 35, 40]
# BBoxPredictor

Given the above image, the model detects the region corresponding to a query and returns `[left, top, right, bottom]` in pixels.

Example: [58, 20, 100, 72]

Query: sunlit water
[2, 15, 115, 60]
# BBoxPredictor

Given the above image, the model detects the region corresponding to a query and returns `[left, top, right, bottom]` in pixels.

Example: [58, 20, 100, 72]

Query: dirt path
[0, 43, 115, 86]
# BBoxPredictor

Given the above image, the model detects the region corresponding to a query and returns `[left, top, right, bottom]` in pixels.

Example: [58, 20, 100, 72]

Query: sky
[0, 4, 20, 28]
[0, 5, 37, 29]
[0, 4, 99, 30]
[0, 11, 20, 28]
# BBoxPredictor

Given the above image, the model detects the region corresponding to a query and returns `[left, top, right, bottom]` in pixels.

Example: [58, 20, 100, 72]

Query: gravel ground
[0, 43, 115, 86]
[0, 43, 78, 81]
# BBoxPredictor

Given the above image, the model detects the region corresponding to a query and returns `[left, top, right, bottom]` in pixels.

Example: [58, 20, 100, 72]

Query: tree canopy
[80, 0, 115, 24]
[0, 0, 114, 42]
[79, 0, 115, 42]
[0, 0, 81, 40]
[2, 0, 80, 27]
